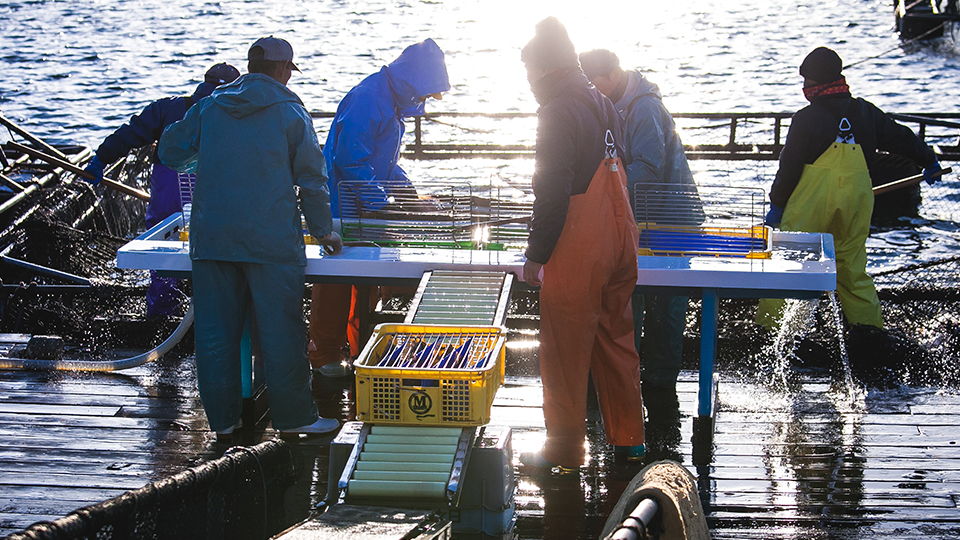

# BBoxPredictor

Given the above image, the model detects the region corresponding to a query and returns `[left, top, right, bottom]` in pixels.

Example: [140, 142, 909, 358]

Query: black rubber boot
[642, 382, 682, 450]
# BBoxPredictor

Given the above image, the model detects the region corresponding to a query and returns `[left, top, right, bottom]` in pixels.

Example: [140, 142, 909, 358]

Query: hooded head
[799, 47, 843, 84]
[193, 62, 241, 99]
[521, 17, 579, 71]
[384, 38, 451, 117]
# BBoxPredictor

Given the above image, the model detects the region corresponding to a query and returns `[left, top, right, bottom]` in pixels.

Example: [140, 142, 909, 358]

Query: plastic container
[354, 323, 506, 426]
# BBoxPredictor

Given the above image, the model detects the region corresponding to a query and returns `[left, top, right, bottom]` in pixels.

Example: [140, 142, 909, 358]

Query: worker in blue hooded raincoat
[309, 39, 450, 378]
[159, 37, 343, 440]
[579, 49, 702, 449]
[84, 62, 240, 317]
[758, 47, 941, 331]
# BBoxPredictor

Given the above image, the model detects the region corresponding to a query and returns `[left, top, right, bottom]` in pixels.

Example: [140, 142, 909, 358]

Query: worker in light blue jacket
[159, 37, 342, 440]
[580, 49, 702, 448]
[310, 39, 450, 378]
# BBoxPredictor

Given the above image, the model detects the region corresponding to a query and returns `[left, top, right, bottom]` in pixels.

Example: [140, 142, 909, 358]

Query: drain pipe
[0, 255, 91, 285]
[0, 302, 194, 371]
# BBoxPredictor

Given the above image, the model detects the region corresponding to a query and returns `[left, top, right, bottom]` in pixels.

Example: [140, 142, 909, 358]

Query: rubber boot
[641, 382, 681, 451]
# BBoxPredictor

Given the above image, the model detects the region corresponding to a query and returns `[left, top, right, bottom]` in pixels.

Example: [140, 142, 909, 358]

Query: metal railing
[310, 111, 960, 162]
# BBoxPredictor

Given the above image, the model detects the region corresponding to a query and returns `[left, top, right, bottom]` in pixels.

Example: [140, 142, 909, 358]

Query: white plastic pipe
[0, 303, 194, 371]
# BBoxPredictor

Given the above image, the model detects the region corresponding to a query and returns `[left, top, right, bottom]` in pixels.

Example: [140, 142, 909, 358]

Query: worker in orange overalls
[519, 17, 645, 470]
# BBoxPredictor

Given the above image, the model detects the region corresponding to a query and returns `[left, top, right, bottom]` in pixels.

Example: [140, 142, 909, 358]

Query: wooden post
[6, 141, 150, 202]
[0, 113, 67, 159]
[413, 116, 424, 159]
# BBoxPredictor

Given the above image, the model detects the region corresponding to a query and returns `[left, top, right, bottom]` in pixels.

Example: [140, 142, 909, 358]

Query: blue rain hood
[385, 38, 451, 117]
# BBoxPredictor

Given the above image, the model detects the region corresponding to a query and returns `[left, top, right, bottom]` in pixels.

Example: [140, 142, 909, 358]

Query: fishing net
[3, 440, 302, 540]
[0, 146, 191, 353]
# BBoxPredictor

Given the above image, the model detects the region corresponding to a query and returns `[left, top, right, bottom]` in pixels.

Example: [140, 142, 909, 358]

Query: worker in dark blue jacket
[309, 39, 449, 378]
[84, 62, 240, 316]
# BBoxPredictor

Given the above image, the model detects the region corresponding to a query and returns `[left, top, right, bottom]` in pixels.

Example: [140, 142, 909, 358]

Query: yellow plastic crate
[354, 323, 506, 426]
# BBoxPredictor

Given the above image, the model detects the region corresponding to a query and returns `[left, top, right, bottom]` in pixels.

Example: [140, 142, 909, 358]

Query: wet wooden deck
[2, 346, 959, 539]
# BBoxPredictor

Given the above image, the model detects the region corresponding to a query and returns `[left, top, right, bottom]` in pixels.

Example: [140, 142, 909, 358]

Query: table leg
[241, 312, 253, 399]
[698, 288, 718, 418]
[240, 311, 269, 428]
[694, 288, 719, 465]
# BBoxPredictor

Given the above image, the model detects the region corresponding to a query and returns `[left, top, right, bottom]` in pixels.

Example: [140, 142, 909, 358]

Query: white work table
[118, 213, 836, 454]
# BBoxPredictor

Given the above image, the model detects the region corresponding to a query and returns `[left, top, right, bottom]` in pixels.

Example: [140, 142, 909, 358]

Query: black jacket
[770, 95, 937, 209]
[526, 69, 625, 264]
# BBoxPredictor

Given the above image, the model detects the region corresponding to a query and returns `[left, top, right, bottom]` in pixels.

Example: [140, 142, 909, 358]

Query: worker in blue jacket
[309, 39, 450, 378]
[159, 37, 343, 439]
[323, 38, 450, 216]
[580, 49, 701, 448]
[84, 62, 240, 317]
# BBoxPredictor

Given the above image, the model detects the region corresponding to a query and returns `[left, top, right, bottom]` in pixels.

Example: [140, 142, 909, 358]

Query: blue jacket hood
[384, 38, 450, 117]
[617, 71, 662, 109]
[209, 73, 302, 120]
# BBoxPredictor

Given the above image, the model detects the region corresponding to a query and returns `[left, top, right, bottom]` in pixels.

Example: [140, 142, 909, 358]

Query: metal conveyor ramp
[405, 270, 514, 326]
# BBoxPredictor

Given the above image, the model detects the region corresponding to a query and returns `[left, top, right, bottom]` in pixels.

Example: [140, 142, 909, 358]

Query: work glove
[83, 156, 105, 186]
[318, 231, 343, 256]
[764, 205, 784, 228]
[923, 161, 943, 185]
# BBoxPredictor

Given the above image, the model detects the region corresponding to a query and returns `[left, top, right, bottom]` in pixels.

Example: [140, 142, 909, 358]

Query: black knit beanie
[521, 17, 579, 70]
[799, 47, 843, 83]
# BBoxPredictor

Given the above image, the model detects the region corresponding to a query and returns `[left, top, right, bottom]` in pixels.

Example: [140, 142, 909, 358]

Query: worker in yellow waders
[518, 17, 645, 470]
[758, 47, 941, 330]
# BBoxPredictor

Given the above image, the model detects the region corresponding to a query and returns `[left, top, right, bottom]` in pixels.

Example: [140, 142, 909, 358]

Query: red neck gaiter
[803, 78, 851, 102]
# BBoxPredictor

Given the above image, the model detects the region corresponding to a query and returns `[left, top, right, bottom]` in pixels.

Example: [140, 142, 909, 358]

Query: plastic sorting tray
[637, 224, 772, 258]
[354, 323, 506, 426]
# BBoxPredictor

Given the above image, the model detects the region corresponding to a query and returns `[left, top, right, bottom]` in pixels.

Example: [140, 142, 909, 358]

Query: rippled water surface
[2, 0, 960, 148]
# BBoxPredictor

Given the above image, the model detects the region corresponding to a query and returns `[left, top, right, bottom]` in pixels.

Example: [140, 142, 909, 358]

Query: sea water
[2, 0, 959, 145]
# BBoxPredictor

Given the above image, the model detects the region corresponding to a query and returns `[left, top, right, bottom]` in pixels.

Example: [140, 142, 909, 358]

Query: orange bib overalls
[538, 154, 646, 467]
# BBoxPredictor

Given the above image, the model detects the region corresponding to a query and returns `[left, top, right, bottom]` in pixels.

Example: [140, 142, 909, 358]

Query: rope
[423, 116, 494, 134]
[871, 254, 960, 278]
[844, 22, 948, 71]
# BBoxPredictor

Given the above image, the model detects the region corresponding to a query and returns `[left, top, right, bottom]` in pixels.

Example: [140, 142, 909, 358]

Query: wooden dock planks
[1, 355, 959, 539]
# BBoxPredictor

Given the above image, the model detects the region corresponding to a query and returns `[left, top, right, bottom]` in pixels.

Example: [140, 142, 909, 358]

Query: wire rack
[177, 172, 195, 226]
[633, 183, 770, 258]
[337, 180, 529, 250]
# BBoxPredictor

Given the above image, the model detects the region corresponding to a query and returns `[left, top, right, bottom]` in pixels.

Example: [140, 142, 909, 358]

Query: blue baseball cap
[204, 63, 240, 85]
